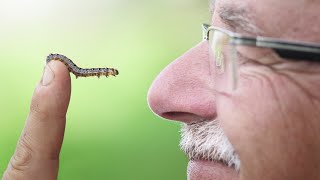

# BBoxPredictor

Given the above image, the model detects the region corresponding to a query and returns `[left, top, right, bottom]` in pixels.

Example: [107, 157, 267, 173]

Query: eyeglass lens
[208, 29, 238, 93]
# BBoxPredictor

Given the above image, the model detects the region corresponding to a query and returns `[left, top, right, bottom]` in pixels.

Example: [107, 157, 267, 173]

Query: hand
[2, 61, 71, 180]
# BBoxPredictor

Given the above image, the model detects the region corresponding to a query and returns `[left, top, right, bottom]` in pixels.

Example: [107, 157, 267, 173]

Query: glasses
[202, 23, 320, 93]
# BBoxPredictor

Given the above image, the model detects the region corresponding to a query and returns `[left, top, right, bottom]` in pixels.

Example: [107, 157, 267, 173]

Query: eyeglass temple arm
[234, 37, 320, 62]
[203, 23, 320, 61]
[259, 40, 320, 62]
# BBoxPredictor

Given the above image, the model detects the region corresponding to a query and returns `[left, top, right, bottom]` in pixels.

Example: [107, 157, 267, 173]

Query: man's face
[148, 0, 320, 179]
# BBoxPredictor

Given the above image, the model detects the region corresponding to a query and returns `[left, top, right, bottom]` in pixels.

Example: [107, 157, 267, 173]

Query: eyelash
[46, 54, 119, 78]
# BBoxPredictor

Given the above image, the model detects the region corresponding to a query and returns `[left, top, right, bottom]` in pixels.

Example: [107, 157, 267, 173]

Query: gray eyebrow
[210, 2, 262, 35]
[209, 0, 216, 14]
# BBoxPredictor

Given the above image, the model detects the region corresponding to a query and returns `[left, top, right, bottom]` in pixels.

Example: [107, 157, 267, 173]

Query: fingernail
[42, 63, 55, 86]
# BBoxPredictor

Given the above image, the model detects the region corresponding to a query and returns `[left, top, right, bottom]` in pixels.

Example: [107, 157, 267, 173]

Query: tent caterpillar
[46, 54, 119, 78]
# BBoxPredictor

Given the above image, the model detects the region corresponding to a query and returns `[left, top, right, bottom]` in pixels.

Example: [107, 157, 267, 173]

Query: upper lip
[186, 119, 209, 125]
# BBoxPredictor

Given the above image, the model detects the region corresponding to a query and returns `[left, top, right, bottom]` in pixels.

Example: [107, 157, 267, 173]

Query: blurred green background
[0, 0, 209, 179]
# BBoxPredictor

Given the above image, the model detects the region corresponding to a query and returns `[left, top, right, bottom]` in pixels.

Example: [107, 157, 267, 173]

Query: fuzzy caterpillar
[46, 54, 119, 78]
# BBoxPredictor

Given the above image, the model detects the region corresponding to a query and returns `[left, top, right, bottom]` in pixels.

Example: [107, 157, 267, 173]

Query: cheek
[216, 69, 282, 142]
[217, 66, 320, 164]
[215, 65, 304, 152]
[214, 70, 286, 169]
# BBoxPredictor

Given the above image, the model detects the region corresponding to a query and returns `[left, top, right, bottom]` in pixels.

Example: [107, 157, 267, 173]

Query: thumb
[3, 61, 71, 180]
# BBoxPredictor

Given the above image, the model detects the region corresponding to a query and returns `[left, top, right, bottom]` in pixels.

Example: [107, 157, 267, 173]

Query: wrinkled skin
[148, 0, 320, 179]
[3, 0, 320, 180]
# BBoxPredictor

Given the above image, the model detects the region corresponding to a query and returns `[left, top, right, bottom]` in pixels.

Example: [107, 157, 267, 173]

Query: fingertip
[43, 60, 71, 87]
[31, 60, 71, 120]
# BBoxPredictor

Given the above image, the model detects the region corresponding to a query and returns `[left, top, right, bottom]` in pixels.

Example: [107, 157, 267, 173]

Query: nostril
[162, 112, 209, 124]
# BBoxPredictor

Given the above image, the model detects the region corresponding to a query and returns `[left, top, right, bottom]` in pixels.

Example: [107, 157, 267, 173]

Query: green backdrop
[0, 0, 210, 179]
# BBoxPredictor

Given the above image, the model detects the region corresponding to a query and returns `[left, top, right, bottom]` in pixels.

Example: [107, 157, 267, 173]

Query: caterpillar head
[110, 68, 119, 76]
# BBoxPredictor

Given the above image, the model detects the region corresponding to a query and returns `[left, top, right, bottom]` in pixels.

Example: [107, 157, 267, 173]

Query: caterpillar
[46, 54, 119, 78]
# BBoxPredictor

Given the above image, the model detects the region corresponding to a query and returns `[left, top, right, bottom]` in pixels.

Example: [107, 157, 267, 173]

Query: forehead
[211, 0, 320, 42]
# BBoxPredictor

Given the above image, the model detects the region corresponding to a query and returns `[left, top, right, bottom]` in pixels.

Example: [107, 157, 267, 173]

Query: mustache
[179, 120, 240, 171]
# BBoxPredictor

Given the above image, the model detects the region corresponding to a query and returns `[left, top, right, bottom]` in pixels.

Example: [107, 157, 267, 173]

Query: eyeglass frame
[202, 23, 320, 91]
[202, 23, 320, 62]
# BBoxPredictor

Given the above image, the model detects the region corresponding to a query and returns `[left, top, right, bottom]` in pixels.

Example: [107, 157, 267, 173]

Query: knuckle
[2, 171, 22, 180]
[10, 134, 34, 172]
[2, 135, 34, 179]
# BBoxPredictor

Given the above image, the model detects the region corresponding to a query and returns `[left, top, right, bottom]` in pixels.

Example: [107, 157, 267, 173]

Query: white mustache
[179, 120, 240, 171]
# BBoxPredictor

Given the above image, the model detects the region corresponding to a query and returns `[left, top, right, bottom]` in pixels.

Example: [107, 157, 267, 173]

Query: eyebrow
[210, 2, 262, 35]
[209, 0, 216, 14]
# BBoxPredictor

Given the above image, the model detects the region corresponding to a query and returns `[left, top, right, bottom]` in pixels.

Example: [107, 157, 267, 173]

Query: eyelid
[235, 46, 280, 66]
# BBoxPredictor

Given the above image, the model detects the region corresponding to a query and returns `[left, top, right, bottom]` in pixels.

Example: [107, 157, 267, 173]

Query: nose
[147, 42, 217, 124]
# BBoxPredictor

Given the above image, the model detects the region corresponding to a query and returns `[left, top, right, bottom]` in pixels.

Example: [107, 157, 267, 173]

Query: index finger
[3, 61, 71, 180]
